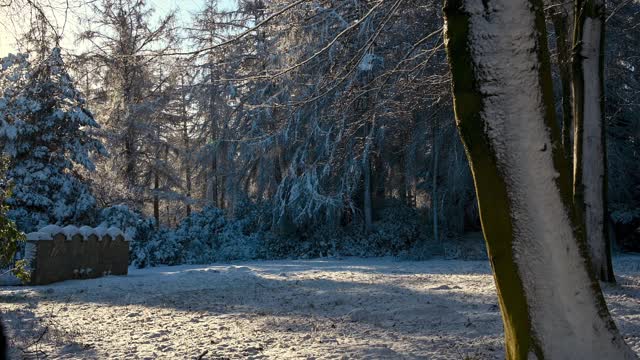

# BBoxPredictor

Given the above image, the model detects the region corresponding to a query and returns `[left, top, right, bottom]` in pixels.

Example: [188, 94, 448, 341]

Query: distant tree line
[0, 0, 638, 259]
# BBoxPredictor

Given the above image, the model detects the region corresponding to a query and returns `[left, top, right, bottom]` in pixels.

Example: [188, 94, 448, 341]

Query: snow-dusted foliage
[606, 0, 640, 249]
[171, 206, 226, 264]
[263, 201, 433, 259]
[172, 203, 270, 263]
[99, 204, 264, 267]
[96, 205, 173, 267]
[0, 156, 28, 282]
[113, 199, 440, 268]
[0, 49, 106, 232]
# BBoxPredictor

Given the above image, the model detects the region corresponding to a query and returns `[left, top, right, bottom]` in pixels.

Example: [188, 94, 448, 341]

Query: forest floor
[2, 256, 640, 359]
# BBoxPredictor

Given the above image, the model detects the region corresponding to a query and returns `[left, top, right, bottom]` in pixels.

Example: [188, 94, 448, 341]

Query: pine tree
[0, 48, 106, 231]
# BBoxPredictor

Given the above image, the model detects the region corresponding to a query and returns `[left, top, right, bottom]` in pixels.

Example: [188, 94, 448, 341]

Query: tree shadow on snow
[1, 259, 502, 345]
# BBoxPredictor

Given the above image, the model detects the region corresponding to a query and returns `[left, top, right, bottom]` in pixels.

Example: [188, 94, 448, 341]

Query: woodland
[0, 0, 640, 358]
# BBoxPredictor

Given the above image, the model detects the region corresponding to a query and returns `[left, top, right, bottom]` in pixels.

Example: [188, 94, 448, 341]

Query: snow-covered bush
[172, 205, 264, 263]
[97, 205, 155, 242]
[96, 200, 451, 268]
[256, 230, 291, 258]
[276, 202, 431, 259]
[135, 227, 182, 267]
[96, 203, 268, 268]
[326, 203, 428, 257]
[0, 49, 106, 232]
[215, 226, 261, 262]
[368, 204, 427, 255]
[172, 206, 226, 264]
[232, 199, 273, 234]
[96, 205, 178, 267]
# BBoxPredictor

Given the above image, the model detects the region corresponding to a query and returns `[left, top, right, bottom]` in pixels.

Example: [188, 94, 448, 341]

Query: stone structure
[25, 225, 129, 285]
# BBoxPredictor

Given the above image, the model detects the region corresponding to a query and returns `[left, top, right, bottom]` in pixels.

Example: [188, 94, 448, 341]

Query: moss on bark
[442, 1, 541, 358]
[443, 0, 625, 357]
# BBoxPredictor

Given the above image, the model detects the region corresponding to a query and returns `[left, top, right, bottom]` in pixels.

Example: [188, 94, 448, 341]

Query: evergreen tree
[0, 48, 106, 231]
[0, 156, 28, 282]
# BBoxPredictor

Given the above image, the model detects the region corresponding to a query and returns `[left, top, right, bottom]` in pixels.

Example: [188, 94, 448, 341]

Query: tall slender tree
[78, 0, 176, 210]
[443, 0, 634, 358]
[572, 0, 614, 282]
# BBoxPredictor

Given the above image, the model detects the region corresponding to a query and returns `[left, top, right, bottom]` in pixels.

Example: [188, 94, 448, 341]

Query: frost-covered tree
[174, 0, 474, 248]
[78, 0, 177, 210]
[546, 0, 574, 160]
[0, 49, 106, 231]
[443, 0, 635, 358]
[572, 0, 615, 282]
[606, 0, 640, 242]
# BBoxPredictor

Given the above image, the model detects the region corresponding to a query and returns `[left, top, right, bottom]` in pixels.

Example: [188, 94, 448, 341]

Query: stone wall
[25, 225, 129, 285]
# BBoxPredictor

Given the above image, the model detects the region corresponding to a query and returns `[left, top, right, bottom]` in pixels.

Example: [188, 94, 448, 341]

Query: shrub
[0, 157, 29, 282]
[96, 205, 178, 267]
[172, 206, 225, 264]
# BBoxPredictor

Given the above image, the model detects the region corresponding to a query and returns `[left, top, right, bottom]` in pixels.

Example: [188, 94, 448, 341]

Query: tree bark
[363, 160, 372, 233]
[153, 168, 159, 228]
[431, 114, 439, 247]
[363, 123, 373, 233]
[207, 32, 218, 208]
[443, 0, 635, 358]
[181, 74, 192, 217]
[550, 5, 574, 163]
[398, 154, 407, 204]
[573, 0, 615, 282]
[372, 153, 386, 213]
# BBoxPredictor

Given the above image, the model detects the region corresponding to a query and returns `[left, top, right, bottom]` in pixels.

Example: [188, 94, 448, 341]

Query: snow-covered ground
[2, 256, 640, 359]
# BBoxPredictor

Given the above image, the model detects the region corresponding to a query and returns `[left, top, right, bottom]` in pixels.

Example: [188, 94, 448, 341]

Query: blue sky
[0, 0, 238, 57]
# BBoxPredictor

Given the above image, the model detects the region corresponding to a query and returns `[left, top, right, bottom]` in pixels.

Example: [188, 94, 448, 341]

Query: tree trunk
[153, 168, 159, 228]
[398, 154, 407, 204]
[405, 143, 417, 208]
[443, 0, 635, 358]
[122, 63, 139, 208]
[372, 153, 386, 213]
[550, 5, 574, 163]
[207, 34, 218, 207]
[573, 0, 615, 282]
[431, 115, 439, 247]
[363, 145, 373, 234]
[181, 75, 192, 217]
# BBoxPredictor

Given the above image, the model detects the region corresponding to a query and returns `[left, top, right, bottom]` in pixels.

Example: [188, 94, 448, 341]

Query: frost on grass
[2, 257, 640, 359]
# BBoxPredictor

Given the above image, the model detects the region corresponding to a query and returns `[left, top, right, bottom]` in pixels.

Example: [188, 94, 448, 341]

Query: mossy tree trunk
[442, 0, 635, 358]
[572, 0, 615, 282]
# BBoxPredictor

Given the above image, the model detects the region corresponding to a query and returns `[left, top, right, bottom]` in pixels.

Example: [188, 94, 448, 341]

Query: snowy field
[2, 256, 640, 359]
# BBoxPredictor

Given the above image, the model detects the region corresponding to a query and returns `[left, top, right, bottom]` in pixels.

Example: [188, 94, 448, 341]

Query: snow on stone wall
[20, 224, 130, 285]
[26, 224, 130, 242]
